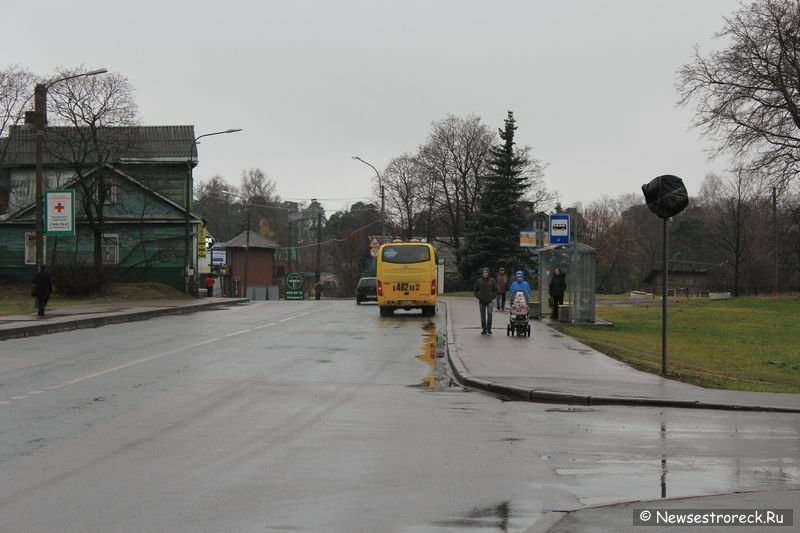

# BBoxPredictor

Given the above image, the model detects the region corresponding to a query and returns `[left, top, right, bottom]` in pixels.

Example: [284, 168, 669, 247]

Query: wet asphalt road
[0, 300, 798, 532]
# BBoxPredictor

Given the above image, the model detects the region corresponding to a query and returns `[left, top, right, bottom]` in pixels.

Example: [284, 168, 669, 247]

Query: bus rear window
[381, 245, 431, 264]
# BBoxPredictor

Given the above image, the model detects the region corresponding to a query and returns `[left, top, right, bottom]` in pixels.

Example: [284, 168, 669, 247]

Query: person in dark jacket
[548, 267, 567, 319]
[495, 267, 509, 311]
[473, 267, 498, 335]
[314, 281, 323, 300]
[32, 265, 53, 317]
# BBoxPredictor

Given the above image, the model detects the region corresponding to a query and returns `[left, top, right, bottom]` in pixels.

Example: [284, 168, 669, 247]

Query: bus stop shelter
[537, 243, 596, 323]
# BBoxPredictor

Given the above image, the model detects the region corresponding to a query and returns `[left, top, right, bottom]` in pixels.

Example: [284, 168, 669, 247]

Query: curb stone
[0, 299, 249, 341]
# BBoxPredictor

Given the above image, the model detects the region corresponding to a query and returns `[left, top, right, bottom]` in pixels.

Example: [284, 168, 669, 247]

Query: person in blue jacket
[508, 270, 531, 302]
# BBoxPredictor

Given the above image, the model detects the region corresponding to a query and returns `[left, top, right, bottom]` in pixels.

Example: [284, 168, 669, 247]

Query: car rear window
[381, 245, 430, 264]
[359, 278, 376, 288]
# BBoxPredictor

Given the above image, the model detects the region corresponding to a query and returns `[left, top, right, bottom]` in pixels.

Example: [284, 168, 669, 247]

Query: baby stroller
[507, 290, 531, 337]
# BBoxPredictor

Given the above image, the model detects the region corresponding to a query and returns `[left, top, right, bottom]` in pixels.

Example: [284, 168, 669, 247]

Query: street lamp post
[186, 129, 242, 295]
[221, 190, 256, 299]
[34, 68, 108, 269]
[351, 155, 385, 243]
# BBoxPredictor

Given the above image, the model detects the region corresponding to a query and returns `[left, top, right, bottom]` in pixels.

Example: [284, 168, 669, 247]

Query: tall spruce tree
[460, 111, 531, 279]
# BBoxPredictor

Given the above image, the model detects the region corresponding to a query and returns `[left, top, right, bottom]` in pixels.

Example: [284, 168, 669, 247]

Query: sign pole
[661, 218, 668, 375]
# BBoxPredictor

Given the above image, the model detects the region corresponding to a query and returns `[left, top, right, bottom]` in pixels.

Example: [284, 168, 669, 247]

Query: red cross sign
[45, 190, 75, 236]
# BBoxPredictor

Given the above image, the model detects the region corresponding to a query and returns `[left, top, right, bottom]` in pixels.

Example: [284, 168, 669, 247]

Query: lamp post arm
[184, 129, 242, 294]
[33, 68, 107, 269]
[352, 155, 386, 243]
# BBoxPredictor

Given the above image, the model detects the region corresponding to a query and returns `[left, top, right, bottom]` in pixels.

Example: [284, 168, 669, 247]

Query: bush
[50, 263, 106, 297]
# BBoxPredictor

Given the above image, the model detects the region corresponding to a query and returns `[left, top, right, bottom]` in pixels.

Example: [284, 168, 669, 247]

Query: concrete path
[442, 296, 800, 413]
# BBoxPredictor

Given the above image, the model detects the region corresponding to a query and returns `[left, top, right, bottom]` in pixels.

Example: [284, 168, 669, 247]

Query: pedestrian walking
[495, 267, 509, 310]
[204, 275, 215, 297]
[314, 281, 323, 300]
[32, 265, 53, 317]
[473, 267, 498, 335]
[508, 270, 531, 303]
[549, 267, 567, 319]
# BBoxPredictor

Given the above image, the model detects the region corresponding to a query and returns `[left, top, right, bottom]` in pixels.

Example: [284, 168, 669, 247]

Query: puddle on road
[414, 322, 452, 391]
[550, 417, 800, 507]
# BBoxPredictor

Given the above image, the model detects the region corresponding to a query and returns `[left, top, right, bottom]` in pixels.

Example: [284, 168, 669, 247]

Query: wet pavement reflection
[415, 321, 452, 390]
[414, 403, 800, 532]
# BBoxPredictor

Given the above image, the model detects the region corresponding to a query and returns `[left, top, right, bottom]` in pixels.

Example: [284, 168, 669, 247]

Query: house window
[24, 232, 45, 265]
[93, 182, 117, 205]
[102, 234, 119, 264]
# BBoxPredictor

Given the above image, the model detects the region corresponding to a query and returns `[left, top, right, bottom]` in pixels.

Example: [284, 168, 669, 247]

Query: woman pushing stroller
[508, 271, 531, 302]
[507, 271, 532, 337]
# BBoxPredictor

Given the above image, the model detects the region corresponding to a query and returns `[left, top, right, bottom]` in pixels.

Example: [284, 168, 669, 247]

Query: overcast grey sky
[7, 0, 739, 213]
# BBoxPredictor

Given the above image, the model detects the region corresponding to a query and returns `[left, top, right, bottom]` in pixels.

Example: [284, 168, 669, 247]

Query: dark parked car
[356, 277, 377, 304]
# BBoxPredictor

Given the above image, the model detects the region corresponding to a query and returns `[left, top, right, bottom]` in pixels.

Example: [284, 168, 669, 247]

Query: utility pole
[243, 203, 251, 299]
[773, 187, 779, 294]
[287, 219, 292, 274]
[314, 200, 322, 284]
[33, 69, 108, 269]
[34, 83, 47, 269]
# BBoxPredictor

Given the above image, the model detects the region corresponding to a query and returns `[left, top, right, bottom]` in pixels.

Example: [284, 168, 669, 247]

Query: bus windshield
[381, 245, 431, 264]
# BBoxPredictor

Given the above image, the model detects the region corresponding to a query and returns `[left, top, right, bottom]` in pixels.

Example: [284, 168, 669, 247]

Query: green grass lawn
[0, 282, 190, 316]
[558, 296, 800, 393]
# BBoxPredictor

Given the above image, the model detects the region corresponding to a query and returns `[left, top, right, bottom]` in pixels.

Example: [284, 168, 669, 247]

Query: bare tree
[579, 195, 648, 293]
[416, 114, 493, 251]
[44, 68, 140, 278]
[239, 167, 285, 240]
[380, 154, 425, 239]
[0, 65, 36, 155]
[240, 167, 279, 201]
[677, 0, 800, 188]
[713, 168, 762, 295]
[194, 175, 242, 241]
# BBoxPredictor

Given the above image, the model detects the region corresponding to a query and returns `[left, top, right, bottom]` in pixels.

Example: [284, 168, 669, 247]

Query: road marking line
[1, 302, 339, 406]
[53, 338, 221, 389]
[225, 329, 251, 337]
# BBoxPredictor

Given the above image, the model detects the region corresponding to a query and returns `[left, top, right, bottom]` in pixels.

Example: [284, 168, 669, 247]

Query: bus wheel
[380, 307, 393, 317]
[422, 306, 436, 317]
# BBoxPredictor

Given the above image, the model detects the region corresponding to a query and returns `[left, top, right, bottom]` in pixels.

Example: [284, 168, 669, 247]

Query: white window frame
[24, 232, 45, 265]
[102, 234, 119, 265]
[93, 182, 117, 206]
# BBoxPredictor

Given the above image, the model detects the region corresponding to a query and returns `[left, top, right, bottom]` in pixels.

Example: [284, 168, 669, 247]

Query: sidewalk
[0, 297, 249, 341]
[442, 297, 800, 413]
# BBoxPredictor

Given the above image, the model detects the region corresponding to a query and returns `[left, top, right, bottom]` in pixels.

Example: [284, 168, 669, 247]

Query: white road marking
[0, 302, 340, 406]
[53, 338, 221, 389]
[225, 329, 252, 337]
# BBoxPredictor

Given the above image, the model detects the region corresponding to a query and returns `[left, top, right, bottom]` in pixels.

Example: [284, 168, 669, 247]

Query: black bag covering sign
[641, 175, 689, 219]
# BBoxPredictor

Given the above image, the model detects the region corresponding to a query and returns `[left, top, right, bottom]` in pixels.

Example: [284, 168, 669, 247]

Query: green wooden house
[0, 124, 202, 291]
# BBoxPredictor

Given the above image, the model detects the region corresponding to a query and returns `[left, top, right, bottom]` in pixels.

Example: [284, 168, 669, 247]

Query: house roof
[0, 125, 197, 166]
[0, 163, 203, 224]
[215, 231, 281, 250]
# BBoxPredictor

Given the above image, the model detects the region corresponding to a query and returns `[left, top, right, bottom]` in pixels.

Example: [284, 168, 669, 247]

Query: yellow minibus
[376, 240, 437, 317]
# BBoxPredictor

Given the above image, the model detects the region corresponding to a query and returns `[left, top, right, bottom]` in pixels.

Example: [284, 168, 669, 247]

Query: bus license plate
[393, 282, 420, 292]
